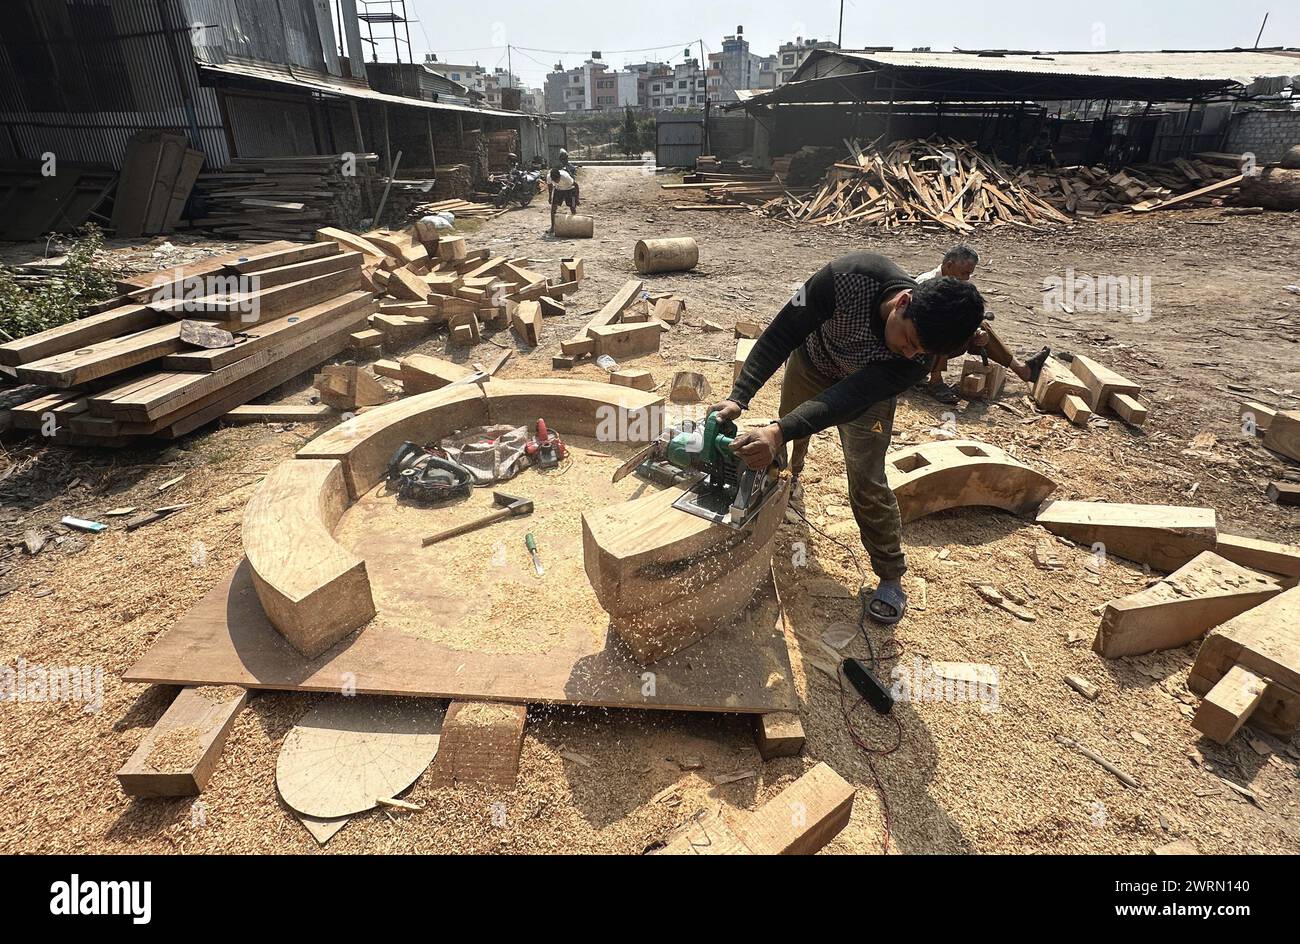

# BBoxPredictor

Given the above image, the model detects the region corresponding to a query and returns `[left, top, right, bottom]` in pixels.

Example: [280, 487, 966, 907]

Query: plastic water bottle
[596, 354, 618, 372]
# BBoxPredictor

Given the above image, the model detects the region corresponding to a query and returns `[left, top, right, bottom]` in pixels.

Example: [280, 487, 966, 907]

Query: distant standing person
[548, 168, 578, 233]
[555, 148, 580, 207]
[916, 244, 1049, 404]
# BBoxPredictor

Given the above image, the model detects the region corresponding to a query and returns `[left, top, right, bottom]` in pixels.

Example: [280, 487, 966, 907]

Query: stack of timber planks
[1017, 156, 1244, 217]
[0, 241, 378, 446]
[110, 130, 205, 238]
[753, 137, 1072, 232]
[186, 154, 379, 240]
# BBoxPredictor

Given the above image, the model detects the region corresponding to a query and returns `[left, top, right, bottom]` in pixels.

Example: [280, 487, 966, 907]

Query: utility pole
[1254, 12, 1269, 48]
[507, 44, 513, 88]
[838, 0, 845, 47]
[698, 39, 710, 155]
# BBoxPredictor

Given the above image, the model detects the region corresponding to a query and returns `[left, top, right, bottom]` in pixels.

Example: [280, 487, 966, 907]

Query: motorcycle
[488, 168, 541, 209]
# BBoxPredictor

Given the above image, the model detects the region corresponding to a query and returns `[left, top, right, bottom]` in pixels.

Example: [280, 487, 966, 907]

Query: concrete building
[709, 26, 768, 102]
[775, 38, 840, 85]
[643, 59, 706, 110]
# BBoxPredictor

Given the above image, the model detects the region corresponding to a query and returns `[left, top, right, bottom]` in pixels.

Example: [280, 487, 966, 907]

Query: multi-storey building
[775, 37, 840, 85]
[423, 56, 487, 96]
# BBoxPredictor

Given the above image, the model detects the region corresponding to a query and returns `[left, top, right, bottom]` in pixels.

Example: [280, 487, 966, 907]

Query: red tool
[525, 418, 567, 469]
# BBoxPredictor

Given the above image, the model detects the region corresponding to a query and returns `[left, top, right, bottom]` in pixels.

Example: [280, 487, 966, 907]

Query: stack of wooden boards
[187, 154, 379, 241]
[0, 240, 378, 445]
[755, 137, 1072, 232]
[1017, 153, 1244, 217]
[404, 197, 498, 221]
[110, 130, 205, 238]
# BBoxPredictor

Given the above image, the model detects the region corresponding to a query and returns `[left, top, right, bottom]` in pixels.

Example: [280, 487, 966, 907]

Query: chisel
[524, 532, 544, 577]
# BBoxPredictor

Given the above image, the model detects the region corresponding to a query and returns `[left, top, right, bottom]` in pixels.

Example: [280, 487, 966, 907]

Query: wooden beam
[117, 685, 248, 796]
[1094, 551, 1282, 658]
[755, 711, 805, 760]
[1193, 665, 1267, 744]
[1035, 500, 1216, 572]
[1213, 533, 1300, 582]
[1069, 355, 1141, 415]
[1262, 410, 1300, 463]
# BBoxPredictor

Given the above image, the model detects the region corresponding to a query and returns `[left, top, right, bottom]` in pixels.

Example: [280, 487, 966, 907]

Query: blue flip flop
[869, 581, 908, 625]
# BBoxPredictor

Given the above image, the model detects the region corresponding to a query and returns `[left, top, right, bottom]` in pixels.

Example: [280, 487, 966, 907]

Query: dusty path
[0, 167, 1297, 854]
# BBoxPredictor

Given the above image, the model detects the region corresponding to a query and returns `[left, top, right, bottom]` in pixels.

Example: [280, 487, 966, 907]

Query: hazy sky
[383, 0, 1297, 87]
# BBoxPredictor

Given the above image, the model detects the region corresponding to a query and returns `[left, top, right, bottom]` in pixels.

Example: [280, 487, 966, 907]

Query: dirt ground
[1, 167, 1298, 855]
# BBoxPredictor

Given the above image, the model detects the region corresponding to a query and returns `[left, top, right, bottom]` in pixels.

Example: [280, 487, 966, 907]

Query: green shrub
[0, 226, 118, 340]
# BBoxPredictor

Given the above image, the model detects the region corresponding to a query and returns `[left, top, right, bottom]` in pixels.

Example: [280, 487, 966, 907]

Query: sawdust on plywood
[332, 436, 642, 655]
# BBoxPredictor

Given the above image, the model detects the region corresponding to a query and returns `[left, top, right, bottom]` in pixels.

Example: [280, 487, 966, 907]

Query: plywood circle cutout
[276, 697, 444, 818]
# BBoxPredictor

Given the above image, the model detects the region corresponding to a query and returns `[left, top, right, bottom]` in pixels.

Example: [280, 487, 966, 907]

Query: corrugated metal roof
[817, 49, 1300, 86]
[197, 60, 540, 120]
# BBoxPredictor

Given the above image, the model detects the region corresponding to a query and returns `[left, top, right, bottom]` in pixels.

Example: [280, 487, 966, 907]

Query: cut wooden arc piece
[275, 696, 443, 817]
[296, 384, 490, 499]
[1192, 665, 1267, 744]
[654, 762, 854, 855]
[1094, 551, 1282, 658]
[117, 685, 248, 797]
[243, 458, 375, 657]
[1035, 500, 1216, 572]
[884, 439, 1056, 524]
[1187, 585, 1300, 742]
[584, 480, 788, 663]
[426, 701, 527, 790]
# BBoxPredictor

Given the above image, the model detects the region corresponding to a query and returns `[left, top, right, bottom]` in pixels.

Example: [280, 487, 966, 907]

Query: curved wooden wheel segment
[885, 439, 1057, 524]
[244, 378, 665, 658]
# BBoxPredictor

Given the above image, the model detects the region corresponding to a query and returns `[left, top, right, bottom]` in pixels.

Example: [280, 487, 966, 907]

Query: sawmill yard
[2, 165, 1300, 857]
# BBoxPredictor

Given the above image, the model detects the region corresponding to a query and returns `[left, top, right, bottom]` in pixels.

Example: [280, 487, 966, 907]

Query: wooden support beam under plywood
[653, 762, 854, 855]
[426, 701, 526, 790]
[117, 685, 248, 797]
[754, 712, 805, 760]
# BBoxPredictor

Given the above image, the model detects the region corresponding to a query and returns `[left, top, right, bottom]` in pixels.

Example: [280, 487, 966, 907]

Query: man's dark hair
[942, 243, 979, 267]
[549, 168, 561, 181]
[907, 277, 985, 355]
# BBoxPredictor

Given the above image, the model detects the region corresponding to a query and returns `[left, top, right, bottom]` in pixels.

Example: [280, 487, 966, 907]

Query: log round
[553, 214, 594, 238]
[634, 237, 699, 274]
[1239, 167, 1300, 211]
[1280, 145, 1300, 170]
[885, 439, 1057, 523]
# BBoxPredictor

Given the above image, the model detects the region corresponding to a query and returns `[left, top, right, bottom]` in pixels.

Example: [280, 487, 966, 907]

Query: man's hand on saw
[732, 423, 784, 470]
[707, 399, 743, 422]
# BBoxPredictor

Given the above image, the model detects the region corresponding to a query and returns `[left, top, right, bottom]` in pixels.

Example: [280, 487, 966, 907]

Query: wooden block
[1262, 410, 1300, 463]
[755, 711, 805, 760]
[314, 365, 390, 411]
[561, 337, 595, 358]
[735, 320, 763, 339]
[372, 359, 402, 380]
[621, 299, 649, 323]
[449, 323, 475, 345]
[426, 701, 526, 790]
[1094, 551, 1283, 658]
[656, 762, 853, 855]
[560, 257, 584, 283]
[735, 338, 756, 382]
[1110, 392, 1147, 426]
[425, 271, 464, 294]
[1193, 665, 1267, 744]
[371, 313, 432, 347]
[436, 235, 467, 263]
[552, 356, 575, 369]
[958, 359, 1006, 400]
[1214, 533, 1300, 581]
[1069, 355, 1141, 413]
[1267, 481, 1300, 506]
[1240, 401, 1275, 436]
[511, 300, 542, 347]
[387, 266, 431, 302]
[350, 328, 384, 349]
[589, 321, 661, 358]
[117, 686, 248, 796]
[400, 354, 474, 394]
[1032, 355, 1091, 411]
[651, 297, 684, 325]
[1036, 500, 1216, 572]
[1062, 393, 1092, 425]
[314, 227, 387, 267]
[610, 369, 655, 391]
[538, 296, 565, 318]
[669, 371, 711, 404]
[448, 309, 481, 343]
[440, 296, 479, 319]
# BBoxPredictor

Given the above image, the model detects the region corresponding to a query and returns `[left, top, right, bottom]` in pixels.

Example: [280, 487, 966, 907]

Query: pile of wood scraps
[756, 137, 1072, 232]
[186, 153, 379, 241]
[1018, 154, 1244, 216]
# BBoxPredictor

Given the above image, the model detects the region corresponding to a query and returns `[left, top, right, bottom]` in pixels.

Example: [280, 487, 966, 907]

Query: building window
[782, 54, 794, 65]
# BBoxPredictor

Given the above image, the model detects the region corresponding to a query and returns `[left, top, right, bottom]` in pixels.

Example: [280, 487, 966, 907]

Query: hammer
[421, 491, 533, 547]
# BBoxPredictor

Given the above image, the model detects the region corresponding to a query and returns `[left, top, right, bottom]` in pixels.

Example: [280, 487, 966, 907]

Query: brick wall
[1224, 110, 1300, 163]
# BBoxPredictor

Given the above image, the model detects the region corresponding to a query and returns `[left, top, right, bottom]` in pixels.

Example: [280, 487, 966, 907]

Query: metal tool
[387, 442, 473, 503]
[524, 418, 567, 469]
[618, 412, 785, 530]
[421, 491, 533, 546]
[524, 532, 544, 576]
